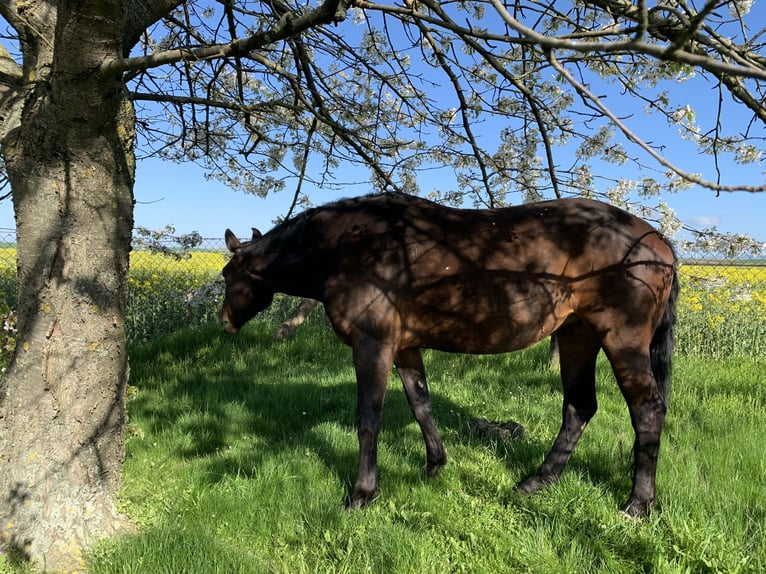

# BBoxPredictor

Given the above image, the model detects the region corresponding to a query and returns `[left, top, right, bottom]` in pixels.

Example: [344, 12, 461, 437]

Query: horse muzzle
[219, 308, 240, 334]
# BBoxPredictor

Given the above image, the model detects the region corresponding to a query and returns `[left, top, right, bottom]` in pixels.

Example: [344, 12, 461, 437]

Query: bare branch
[285, 116, 318, 220]
[0, 0, 23, 34]
[403, 0, 495, 207]
[489, 0, 766, 81]
[103, 0, 352, 75]
[124, 0, 185, 52]
[545, 49, 766, 193]
[422, 0, 563, 199]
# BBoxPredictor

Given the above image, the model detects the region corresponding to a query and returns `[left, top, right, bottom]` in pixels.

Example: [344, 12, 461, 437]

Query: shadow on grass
[128, 320, 636, 509]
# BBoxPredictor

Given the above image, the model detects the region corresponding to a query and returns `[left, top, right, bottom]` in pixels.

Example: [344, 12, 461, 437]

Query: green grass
[76, 319, 765, 574]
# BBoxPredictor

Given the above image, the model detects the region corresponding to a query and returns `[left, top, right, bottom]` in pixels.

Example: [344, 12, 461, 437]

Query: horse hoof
[620, 499, 653, 519]
[345, 490, 378, 510]
[426, 458, 447, 478]
[515, 474, 555, 494]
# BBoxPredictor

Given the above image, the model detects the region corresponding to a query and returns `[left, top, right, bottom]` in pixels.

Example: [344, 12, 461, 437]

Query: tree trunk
[0, 2, 135, 570]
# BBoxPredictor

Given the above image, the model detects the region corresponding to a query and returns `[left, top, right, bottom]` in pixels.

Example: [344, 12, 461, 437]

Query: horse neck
[259, 223, 328, 301]
[267, 260, 326, 301]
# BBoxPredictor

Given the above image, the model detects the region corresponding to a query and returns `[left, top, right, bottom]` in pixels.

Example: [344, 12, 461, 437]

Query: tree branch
[489, 0, 766, 81]
[285, 117, 318, 220]
[0, 0, 24, 34]
[288, 38, 405, 192]
[403, 0, 495, 207]
[583, 0, 766, 123]
[123, 0, 188, 54]
[416, 0, 563, 199]
[545, 49, 766, 193]
[104, 0, 351, 76]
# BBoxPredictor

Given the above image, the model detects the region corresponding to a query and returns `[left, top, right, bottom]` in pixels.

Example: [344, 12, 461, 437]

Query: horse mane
[242, 204, 316, 254]
[265, 208, 311, 244]
[258, 192, 407, 249]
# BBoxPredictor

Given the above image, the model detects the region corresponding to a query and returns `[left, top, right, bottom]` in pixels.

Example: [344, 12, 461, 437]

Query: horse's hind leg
[517, 321, 601, 494]
[395, 348, 447, 477]
[602, 339, 666, 517]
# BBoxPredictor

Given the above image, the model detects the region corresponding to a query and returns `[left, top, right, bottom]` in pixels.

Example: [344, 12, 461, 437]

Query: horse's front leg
[347, 337, 395, 509]
[395, 348, 447, 477]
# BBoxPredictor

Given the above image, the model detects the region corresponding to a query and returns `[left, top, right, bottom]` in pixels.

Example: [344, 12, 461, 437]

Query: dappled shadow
[128, 322, 635, 507]
[215, 192, 679, 515]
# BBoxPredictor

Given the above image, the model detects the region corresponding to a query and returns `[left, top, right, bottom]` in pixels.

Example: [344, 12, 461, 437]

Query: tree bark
[0, 1, 135, 570]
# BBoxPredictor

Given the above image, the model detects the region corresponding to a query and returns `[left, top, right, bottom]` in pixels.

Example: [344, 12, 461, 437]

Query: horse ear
[225, 229, 242, 252]
[251, 228, 262, 241]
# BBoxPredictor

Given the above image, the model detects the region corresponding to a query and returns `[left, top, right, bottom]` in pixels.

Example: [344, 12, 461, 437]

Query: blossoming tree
[0, 0, 764, 570]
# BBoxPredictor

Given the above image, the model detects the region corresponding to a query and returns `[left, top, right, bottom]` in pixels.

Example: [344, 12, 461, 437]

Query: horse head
[219, 228, 275, 333]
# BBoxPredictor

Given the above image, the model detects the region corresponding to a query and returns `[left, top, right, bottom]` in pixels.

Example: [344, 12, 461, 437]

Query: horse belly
[399, 276, 571, 354]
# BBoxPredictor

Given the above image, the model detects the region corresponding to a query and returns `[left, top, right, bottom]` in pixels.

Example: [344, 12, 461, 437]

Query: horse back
[310, 195, 675, 353]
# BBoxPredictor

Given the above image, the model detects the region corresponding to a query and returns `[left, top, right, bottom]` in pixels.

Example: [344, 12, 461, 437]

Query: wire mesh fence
[1, 228, 765, 357]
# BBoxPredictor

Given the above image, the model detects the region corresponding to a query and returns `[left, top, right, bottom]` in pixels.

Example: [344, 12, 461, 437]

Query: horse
[219, 193, 678, 517]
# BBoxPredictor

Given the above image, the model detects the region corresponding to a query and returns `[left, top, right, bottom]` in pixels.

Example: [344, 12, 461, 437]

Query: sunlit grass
[1, 247, 765, 573]
[82, 320, 766, 574]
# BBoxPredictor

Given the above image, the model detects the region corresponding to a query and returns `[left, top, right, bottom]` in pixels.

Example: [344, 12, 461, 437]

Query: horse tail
[651, 266, 679, 407]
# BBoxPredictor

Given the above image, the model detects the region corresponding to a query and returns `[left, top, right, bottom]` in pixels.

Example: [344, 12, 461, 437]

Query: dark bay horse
[220, 193, 678, 517]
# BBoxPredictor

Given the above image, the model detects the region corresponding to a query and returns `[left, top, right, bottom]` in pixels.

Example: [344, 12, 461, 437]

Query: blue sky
[1, 128, 764, 244]
[1, 4, 765, 245]
[136, 155, 765, 242]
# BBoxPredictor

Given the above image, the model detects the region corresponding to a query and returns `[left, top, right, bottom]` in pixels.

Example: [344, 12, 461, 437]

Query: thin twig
[545, 48, 766, 193]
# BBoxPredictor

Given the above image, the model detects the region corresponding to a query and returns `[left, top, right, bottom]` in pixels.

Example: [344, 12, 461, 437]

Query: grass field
[75, 320, 763, 573]
[1, 251, 765, 573]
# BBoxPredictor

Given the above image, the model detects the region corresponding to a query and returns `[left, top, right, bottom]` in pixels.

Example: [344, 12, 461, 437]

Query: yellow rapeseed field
[127, 250, 225, 301]
[1, 248, 227, 272]
[0, 248, 229, 342]
[1, 246, 764, 356]
[127, 250, 227, 339]
[1, 247, 228, 276]
[0, 247, 16, 274]
[129, 249, 227, 277]
[677, 263, 766, 356]
[679, 264, 766, 317]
